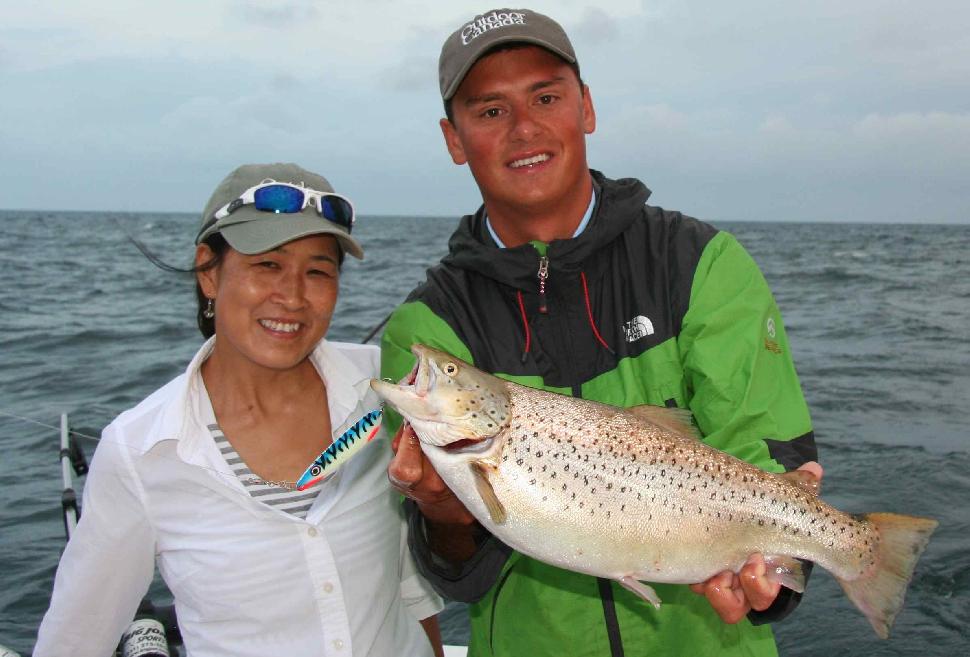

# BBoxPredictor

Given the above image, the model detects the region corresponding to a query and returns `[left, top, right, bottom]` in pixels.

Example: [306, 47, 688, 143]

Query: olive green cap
[197, 162, 363, 259]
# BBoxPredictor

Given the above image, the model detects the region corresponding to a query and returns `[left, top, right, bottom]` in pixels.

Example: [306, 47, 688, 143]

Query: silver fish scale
[490, 382, 879, 581]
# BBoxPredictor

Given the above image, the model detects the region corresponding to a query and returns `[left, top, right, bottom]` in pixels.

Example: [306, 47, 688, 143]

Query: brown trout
[371, 345, 937, 639]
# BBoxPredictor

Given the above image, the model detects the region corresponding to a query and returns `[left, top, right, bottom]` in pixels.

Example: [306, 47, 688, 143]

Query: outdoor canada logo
[623, 315, 655, 343]
[461, 11, 527, 45]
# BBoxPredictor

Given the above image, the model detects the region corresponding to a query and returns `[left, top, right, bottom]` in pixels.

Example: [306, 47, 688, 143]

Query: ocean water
[1, 211, 968, 656]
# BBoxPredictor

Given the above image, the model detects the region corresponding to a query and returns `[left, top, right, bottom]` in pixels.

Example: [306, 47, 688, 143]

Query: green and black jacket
[381, 171, 816, 657]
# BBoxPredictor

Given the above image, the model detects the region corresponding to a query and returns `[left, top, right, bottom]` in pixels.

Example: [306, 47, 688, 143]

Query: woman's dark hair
[129, 230, 344, 339]
[128, 231, 229, 339]
[194, 234, 230, 338]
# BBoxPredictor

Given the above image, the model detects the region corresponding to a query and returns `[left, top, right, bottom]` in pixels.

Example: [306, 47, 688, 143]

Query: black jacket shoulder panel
[406, 173, 720, 383]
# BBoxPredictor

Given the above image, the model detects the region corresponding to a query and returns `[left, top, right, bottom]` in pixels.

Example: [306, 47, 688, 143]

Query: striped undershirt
[208, 423, 320, 519]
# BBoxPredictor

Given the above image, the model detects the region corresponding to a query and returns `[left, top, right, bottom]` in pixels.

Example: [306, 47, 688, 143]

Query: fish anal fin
[762, 554, 806, 593]
[470, 461, 507, 525]
[618, 576, 662, 609]
[628, 405, 701, 440]
[780, 470, 822, 496]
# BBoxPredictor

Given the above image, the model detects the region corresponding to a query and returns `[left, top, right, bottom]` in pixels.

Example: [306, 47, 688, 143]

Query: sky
[1, 1, 968, 223]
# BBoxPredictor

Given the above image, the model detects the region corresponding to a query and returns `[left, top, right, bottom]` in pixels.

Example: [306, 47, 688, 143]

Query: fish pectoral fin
[627, 405, 701, 440]
[779, 469, 822, 496]
[762, 555, 806, 593]
[470, 461, 507, 525]
[617, 576, 662, 609]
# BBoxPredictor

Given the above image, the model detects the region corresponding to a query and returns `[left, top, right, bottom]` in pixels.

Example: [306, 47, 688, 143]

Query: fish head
[370, 344, 511, 450]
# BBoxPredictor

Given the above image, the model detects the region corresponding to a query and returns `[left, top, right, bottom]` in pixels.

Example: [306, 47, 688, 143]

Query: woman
[34, 163, 444, 656]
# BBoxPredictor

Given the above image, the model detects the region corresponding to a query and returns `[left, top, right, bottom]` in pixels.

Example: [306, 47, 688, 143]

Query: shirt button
[307, 527, 318, 537]
[333, 639, 344, 650]
[323, 582, 334, 593]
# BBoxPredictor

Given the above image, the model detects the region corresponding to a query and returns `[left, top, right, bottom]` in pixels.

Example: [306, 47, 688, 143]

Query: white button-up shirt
[35, 338, 442, 657]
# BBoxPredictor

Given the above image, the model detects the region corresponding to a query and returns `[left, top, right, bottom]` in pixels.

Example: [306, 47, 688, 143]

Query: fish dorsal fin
[470, 461, 507, 525]
[628, 405, 701, 440]
[780, 470, 821, 496]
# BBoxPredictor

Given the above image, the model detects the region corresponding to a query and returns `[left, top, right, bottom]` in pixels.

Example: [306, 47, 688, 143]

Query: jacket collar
[441, 170, 652, 289]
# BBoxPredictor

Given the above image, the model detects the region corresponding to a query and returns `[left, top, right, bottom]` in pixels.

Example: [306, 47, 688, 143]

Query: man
[381, 8, 820, 656]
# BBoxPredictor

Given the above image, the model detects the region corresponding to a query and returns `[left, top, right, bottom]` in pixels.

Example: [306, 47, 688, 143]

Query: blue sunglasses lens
[253, 185, 305, 213]
[320, 196, 354, 229]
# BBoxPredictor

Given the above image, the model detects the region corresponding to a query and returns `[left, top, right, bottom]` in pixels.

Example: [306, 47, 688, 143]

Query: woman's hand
[388, 423, 476, 525]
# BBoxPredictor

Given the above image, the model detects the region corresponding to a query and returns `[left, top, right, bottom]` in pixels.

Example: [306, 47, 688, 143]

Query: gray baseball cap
[439, 8, 577, 101]
[196, 163, 364, 259]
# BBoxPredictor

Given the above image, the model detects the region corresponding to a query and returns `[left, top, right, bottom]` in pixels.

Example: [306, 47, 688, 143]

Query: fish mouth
[409, 347, 431, 397]
[369, 348, 440, 426]
[442, 437, 494, 454]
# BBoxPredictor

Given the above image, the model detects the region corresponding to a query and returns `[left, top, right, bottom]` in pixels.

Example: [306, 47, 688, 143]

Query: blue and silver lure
[296, 408, 383, 491]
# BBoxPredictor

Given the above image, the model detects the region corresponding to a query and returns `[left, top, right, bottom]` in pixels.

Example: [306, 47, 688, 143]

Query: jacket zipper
[537, 255, 549, 314]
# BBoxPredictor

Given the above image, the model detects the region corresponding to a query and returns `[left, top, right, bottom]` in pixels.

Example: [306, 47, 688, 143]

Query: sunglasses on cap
[197, 179, 355, 242]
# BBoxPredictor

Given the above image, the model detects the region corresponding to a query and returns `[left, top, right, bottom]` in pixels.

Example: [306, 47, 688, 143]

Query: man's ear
[195, 243, 220, 299]
[440, 118, 468, 165]
[581, 84, 596, 135]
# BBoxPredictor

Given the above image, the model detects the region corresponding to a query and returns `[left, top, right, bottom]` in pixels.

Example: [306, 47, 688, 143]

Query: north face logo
[623, 315, 655, 342]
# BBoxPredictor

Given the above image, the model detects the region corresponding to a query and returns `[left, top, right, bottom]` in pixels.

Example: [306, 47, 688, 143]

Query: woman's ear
[195, 243, 220, 299]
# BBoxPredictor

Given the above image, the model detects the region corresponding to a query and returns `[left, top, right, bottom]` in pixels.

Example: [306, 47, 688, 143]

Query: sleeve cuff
[405, 498, 514, 603]
[747, 560, 814, 625]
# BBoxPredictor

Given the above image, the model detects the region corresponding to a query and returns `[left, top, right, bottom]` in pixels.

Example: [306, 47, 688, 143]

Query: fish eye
[311, 465, 322, 476]
[444, 362, 458, 376]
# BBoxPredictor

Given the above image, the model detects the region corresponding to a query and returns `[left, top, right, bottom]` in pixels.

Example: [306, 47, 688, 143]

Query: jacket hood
[441, 170, 651, 290]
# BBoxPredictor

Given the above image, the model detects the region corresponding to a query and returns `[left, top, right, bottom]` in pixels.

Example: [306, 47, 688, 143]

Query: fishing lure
[296, 408, 383, 491]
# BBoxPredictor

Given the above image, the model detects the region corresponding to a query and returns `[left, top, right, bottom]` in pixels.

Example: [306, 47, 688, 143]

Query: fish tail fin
[835, 512, 938, 639]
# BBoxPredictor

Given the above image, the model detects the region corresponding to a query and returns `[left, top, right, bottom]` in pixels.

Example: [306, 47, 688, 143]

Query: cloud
[572, 7, 619, 44]
[590, 101, 970, 222]
[380, 55, 437, 94]
[1, 1, 968, 222]
[233, 1, 319, 28]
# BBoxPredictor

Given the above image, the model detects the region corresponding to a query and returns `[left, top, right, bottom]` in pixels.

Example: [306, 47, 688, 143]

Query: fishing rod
[359, 311, 392, 345]
[53, 414, 183, 656]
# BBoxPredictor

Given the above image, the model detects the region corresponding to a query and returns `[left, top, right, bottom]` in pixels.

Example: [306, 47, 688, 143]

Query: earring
[203, 298, 215, 319]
